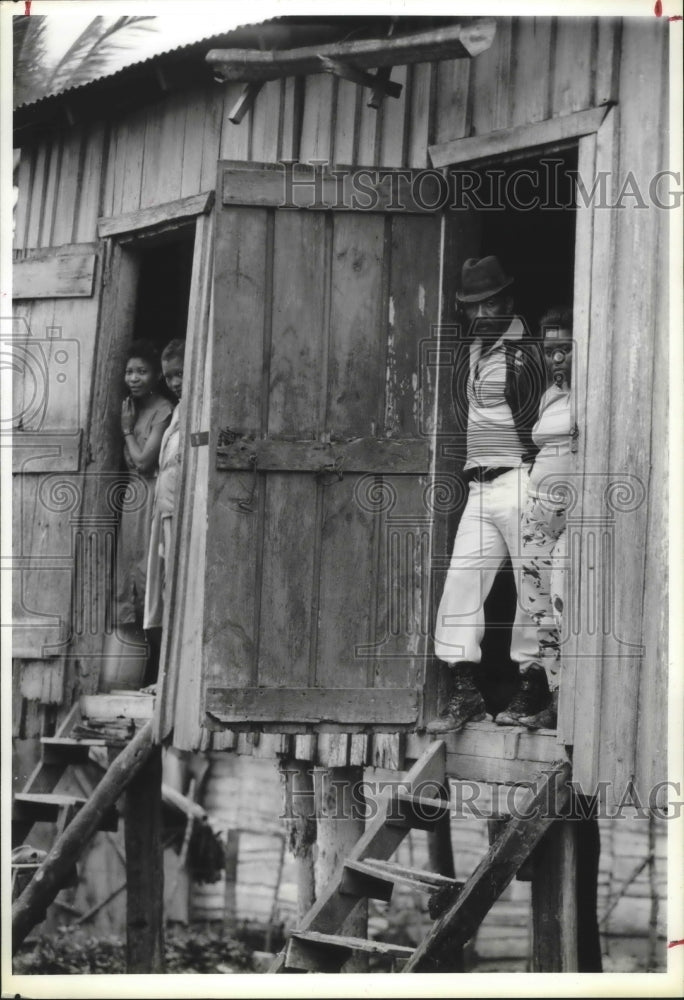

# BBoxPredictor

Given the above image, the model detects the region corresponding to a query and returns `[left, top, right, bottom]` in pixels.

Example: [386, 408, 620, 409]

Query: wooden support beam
[577, 812, 603, 972]
[530, 819, 578, 971]
[97, 190, 214, 239]
[402, 761, 573, 973]
[368, 66, 393, 110]
[206, 687, 418, 725]
[124, 744, 164, 973]
[529, 812, 602, 971]
[429, 105, 610, 169]
[12, 721, 156, 952]
[206, 20, 496, 83]
[222, 828, 240, 936]
[317, 57, 402, 100]
[228, 81, 264, 124]
[281, 760, 317, 921]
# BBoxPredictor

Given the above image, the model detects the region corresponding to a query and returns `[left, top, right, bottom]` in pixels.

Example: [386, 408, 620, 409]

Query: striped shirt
[465, 319, 527, 470]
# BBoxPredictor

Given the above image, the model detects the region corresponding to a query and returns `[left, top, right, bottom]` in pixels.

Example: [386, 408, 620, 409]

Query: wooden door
[203, 162, 444, 732]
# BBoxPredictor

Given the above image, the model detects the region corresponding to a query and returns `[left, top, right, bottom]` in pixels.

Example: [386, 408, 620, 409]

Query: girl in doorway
[101, 340, 173, 691]
[518, 307, 575, 730]
[143, 339, 185, 636]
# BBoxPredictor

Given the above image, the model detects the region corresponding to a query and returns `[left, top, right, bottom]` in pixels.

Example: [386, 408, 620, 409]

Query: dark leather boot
[494, 665, 549, 726]
[426, 664, 487, 734]
[519, 687, 559, 729]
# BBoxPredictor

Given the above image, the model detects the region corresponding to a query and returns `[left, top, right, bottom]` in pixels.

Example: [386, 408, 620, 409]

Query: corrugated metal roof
[13, 15, 461, 143]
[14, 15, 459, 112]
[14, 18, 276, 111]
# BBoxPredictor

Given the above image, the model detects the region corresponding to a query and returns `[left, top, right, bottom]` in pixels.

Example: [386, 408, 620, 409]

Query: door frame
[430, 105, 617, 792]
[67, 193, 215, 694]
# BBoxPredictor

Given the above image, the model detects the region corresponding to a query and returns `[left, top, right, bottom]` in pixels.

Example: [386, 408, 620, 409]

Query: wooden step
[79, 693, 154, 723]
[13, 792, 118, 831]
[14, 792, 87, 823]
[268, 740, 449, 973]
[385, 790, 450, 830]
[286, 930, 414, 972]
[41, 736, 107, 765]
[340, 858, 462, 901]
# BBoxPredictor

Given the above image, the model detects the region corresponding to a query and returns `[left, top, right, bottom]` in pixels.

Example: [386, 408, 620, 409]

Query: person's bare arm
[122, 400, 170, 474]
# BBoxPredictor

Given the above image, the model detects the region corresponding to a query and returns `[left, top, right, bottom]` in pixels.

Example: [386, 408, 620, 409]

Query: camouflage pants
[520, 495, 567, 691]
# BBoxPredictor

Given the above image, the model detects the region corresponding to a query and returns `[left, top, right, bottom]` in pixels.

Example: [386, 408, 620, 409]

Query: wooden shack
[10, 13, 674, 972]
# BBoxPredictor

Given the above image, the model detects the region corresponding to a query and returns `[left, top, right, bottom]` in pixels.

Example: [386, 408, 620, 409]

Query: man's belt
[465, 466, 515, 483]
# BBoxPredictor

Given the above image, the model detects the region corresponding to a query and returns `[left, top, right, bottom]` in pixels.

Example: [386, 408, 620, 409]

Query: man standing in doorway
[427, 256, 548, 733]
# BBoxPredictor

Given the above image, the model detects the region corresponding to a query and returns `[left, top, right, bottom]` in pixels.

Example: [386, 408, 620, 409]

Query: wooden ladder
[12, 693, 153, 850]
[12, 699, 157, 952]
[270, 742, 572, 973]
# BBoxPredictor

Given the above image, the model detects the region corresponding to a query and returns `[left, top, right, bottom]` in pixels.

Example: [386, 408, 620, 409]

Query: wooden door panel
[360, 474, 432, 689]
[205, 164, 443, 726]
[213, 206, 268, 432]
[269, 211, 327, 436]
[386, 213, 441, 436]
[258, 473, 318, 687]
[205, 471, 260, 689]
[315, 476, 378, 689]
[327, 213, 387, 437]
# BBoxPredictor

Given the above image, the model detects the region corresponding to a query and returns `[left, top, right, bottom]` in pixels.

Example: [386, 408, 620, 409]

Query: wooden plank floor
[406, 721, 570, 785]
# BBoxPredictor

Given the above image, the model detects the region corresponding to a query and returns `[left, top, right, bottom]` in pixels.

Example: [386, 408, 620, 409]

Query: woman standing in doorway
[101, 340, 173, 691]
[143, 339, 185, 632]
[516, 307, 575, 729]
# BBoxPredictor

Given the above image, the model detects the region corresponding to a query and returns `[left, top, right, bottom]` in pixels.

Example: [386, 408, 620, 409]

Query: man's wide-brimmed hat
[457, 256, 514, 302]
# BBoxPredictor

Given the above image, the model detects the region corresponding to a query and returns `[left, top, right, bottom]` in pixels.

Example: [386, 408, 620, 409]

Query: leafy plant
[165, 924, 253, 973]
[13, 14, 156, 107]
[13, 930, 127, 975]
[14, 924, 254, 975]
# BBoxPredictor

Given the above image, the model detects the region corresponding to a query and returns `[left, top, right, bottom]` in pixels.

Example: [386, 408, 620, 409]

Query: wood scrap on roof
[206, 20, 496, 85]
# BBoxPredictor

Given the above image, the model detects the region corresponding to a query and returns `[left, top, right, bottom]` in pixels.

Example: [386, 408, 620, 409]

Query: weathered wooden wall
[14, 18, 616, 254]
[12, 17, 670, 803]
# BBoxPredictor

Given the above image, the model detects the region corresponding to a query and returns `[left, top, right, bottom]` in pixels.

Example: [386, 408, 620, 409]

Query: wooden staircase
[12, 694, 154, 851]
[270, 741, 572, 973]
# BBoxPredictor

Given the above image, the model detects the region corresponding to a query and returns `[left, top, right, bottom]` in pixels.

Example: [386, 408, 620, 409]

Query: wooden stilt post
[124, 744, 164, 973]
[315, 766, 367, 972]
[281, 760, 317, 920]
[222, 828, 240, 936]
[530, 811, 602, 972]
[530, 819, 579, 971]
[576, 812, 602, 972]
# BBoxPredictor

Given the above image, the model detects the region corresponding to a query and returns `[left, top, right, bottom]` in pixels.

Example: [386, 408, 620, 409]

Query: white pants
[433, 467, 539, 669]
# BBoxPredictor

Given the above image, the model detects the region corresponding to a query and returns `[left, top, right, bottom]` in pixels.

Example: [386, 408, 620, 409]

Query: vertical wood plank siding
[12, 18, 669, 798]
[595, 20, 669, 799]
[15, 16, 613, 247]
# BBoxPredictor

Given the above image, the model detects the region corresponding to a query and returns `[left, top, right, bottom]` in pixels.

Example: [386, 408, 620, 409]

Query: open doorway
[438, 144, 577, 718]
[103, 224, 195, 690]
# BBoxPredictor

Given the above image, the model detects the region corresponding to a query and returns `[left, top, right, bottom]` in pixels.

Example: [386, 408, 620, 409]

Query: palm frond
[45, 16, 157, 96]
[13, 15, 49, 107]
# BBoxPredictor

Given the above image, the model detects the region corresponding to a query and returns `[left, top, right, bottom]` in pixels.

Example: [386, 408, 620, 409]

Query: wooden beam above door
[429, 105, 611, 168]
[206, 20, 496, 83]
